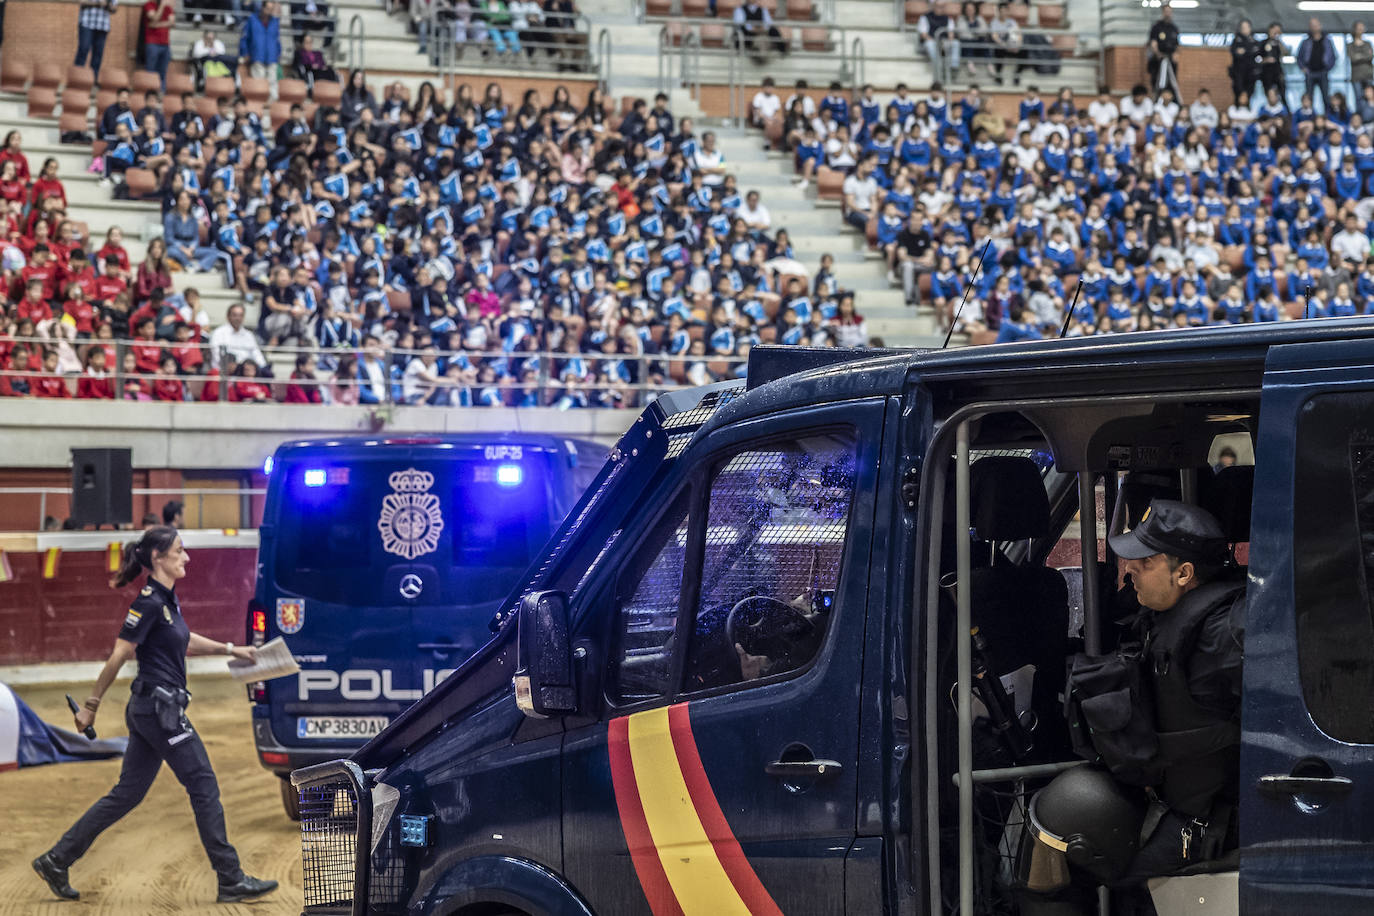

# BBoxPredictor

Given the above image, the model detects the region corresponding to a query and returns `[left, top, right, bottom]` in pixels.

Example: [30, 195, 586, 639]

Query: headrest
[1199, 465, 1254, 543]
[969, 456, 1051, 541]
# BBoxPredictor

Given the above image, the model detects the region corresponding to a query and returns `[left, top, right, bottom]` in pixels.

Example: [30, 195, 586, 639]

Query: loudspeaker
[71, 448, 133, 527]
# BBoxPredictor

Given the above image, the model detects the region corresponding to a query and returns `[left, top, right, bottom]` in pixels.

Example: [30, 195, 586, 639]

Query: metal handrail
[347, 13, 365, 72]
[0, 486, 268, 531]
[596, 27, 612, 94]
[926, 24, 1090, 86]
[681, 30, 702, 104]
[658, 23, 673, 95]
[849, 35, 864, 96]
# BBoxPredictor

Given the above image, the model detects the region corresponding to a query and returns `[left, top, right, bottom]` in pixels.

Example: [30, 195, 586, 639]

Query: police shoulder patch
[124, 609, 142, 628]
[140, 586, 153, 596]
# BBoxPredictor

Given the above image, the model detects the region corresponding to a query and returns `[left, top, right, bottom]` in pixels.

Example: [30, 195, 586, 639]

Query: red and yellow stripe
[0, 550, 12, 583]
[41, 547, 61, 579]
[609, 703, 782, 916]
[107, 541, 122, 573]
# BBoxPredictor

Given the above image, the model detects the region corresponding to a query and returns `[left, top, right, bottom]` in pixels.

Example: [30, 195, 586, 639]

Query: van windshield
[271, 456, 553, 607]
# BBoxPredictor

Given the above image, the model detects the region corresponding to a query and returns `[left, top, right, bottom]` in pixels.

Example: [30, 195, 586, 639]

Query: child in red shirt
[96, 227, 131, 279]
[15, 278, 51, 324]
[0, 159, 23, 206]
[0, 345, 34, 396]
[231, 360, 273, 402]
[28, 158, 67, 210]
[169, 321, 204, 373]
[120, 350, 150, 400]
[130, 316, 164, 373]
[285, 353, 323, 403]
[76, 346, 115, 399]
[92, 255, 128, 307]
[18, 244, 56, 302]
[63, 283, 96, 336]
[32, 349, 70, 398]
[152, 355, 186, 401]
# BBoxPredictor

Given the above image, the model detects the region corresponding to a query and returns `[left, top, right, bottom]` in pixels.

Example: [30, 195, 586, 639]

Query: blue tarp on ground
[0, 683, 127, 768]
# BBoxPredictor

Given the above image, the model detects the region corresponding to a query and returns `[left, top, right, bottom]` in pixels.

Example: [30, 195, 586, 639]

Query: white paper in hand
[227, 637, 300, 683]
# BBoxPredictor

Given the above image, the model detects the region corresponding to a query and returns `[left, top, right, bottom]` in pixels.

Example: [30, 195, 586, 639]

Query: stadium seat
[905, 0, 930, 23]
[700, 22, 727, 47]
[1, 59, 31, 93]
[204, 76, 236, 100]
[764, 115, 784, 148]
[1051, 33, 1077, 53]
[33, 63, 63, 90]
[131, 71, 160, 93]
[195, 96, 219, 121]
[60, 88, 90, 118]
[1005, 2, 1029, 24]
[681, 0, 709, 16]
[816, 166, 844, 201]
[386, 289, 412, 314]
[311, 80, 342, 107]
[27, 87, 57, 119]
[970, 330, 998, 346]
[278, 78, 309, 104]
[242, 77, 271, 105]
[802, 27, 830, 51]
[785, 0, 814, 19]
[646, 0, 674, 14]
[98, 88, 118, 115]
[162, 93, 184, 115]
[58, 112, 89, 139]
[101, 68, 130, 92]
[1037, 4, 1065, 28]
[166, 71, 194, 95]
[934, 1, 959, 16]
[125, 167, 157, 199]
[65, 66, 94, 93]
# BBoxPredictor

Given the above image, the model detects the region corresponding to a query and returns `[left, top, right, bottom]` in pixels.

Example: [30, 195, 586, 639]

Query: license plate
[296, 716, 388, 739]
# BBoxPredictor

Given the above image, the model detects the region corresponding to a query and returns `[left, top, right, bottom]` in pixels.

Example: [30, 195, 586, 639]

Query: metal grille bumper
[293, 760, 371, 915]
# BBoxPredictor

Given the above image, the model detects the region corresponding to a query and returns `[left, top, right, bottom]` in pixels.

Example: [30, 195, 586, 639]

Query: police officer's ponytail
[112, 526, 179, 588]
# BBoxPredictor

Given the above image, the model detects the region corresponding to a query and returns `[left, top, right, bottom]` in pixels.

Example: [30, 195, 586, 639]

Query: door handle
[1258, 774, 1354, 797]
[765, 759, 844, 779]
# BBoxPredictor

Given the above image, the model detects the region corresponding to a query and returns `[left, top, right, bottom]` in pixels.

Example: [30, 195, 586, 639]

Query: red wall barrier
[0, 534, 257, 664]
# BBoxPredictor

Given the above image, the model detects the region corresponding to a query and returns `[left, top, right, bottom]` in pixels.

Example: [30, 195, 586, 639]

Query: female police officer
[31, 525, 279, 904]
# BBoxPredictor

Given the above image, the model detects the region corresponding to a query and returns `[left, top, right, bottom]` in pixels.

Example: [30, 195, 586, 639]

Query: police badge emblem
[277, 598, 305, 634]
[163, 605, 173, 623]
[377, 467, 444, 560]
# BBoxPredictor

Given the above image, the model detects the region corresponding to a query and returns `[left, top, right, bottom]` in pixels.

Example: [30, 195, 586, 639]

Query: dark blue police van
[294, 323, 1374, 915]
[247, 434, 602, 817]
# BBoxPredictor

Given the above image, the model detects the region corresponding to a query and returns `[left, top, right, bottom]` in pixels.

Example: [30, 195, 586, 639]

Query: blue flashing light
[303, 468, 327, 487]
[263, 455, 274, 476]
[497, 464, 523, 487]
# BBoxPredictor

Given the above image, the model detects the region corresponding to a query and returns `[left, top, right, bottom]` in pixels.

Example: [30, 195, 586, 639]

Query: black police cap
[1108, 498, 1226, 564]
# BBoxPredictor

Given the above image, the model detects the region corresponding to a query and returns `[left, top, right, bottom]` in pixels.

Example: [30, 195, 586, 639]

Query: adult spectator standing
[239, 1, 282, 99]
[140, 0, 174, 92]
[75, 0, 118, 85]
[1228, 19, 1260, 105]
[1349, 21, 1373, 100]
[733, 1, 786, 60]
[1146, 2, 1180, 100]
[1259, 21, 1287, 99]
[842, 154, 881, 233]
[894, 211, 933, 307]
[1297, 17, 1337, 112]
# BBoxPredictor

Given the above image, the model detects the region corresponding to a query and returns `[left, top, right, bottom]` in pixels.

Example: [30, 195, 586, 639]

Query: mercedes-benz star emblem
[399, 574, 424, 599]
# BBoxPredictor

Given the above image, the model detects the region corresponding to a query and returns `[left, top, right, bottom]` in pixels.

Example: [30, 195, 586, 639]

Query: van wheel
[280, 775, 302, 821]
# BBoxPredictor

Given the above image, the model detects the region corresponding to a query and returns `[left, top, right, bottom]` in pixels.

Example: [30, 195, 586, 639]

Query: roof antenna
[942, 239, 992, 350]
[1305, 284, 1314, 320]
[1058, 278, 1085, 339]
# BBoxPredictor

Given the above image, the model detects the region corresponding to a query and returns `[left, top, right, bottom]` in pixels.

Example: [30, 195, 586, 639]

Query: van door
[563, 402, 883, 914]
[1240, 339, 1374, 913]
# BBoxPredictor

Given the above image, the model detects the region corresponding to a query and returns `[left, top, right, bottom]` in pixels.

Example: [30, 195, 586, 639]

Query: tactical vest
[1146, 579, 1244, 817]
[1068, 579, 1244, 818]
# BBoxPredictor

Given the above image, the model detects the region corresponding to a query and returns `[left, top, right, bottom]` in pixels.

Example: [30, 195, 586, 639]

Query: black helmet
[1016, 767, 1145, 891]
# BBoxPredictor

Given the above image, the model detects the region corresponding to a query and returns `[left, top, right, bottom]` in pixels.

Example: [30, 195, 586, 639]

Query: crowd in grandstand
[0, 75, 855, 407]
[6, 14, 1374, 405]
[769, 53, 1374, 343]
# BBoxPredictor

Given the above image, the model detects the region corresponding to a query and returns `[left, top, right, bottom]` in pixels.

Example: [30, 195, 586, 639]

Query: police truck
[293, 323, 1374, 915]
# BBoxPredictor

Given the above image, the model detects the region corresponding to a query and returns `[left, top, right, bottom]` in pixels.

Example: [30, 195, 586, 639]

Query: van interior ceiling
[916, 392, 1261, 916]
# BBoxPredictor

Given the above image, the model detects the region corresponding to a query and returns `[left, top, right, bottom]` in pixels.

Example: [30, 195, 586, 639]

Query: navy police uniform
[47, 577, 246, 886]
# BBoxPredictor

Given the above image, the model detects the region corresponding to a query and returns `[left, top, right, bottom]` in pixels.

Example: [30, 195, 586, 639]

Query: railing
[653, 18, 858, 127]
[926, 25, 1090, 87]
[424, 10, 600, 80]
[636, 0, 835, 21]
[347, 13, 365, 72]
[179, 4, 342, 65]
[0, 335, 753, 410]
[597, 27, 613, 93]
[0, 486, 266, 530]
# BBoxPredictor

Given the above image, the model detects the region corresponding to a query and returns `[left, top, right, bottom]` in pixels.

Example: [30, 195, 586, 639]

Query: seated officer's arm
[1187, 594, 1246, 710]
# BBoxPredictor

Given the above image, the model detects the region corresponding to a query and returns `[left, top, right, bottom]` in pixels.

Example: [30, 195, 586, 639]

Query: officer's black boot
[32, 852, 79, 900]
[216, 874, 279, 903]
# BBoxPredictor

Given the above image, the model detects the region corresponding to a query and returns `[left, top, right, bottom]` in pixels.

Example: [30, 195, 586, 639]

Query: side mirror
[513, 590, 576, 718]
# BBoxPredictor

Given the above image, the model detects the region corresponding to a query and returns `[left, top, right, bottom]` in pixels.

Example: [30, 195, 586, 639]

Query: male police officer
[1018, 500, 1245, 914]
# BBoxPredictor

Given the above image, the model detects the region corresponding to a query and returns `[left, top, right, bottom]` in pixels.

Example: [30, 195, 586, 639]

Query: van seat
[1147, 869, 1238, 915]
